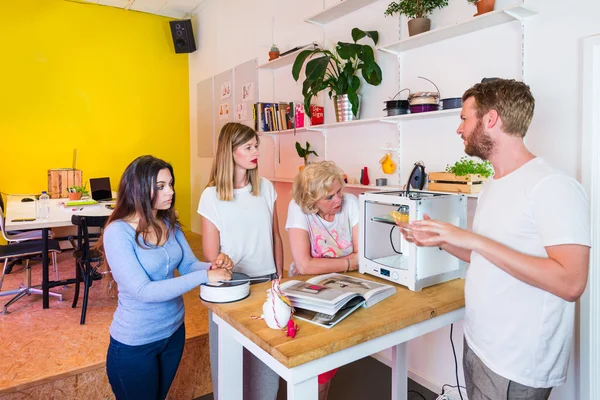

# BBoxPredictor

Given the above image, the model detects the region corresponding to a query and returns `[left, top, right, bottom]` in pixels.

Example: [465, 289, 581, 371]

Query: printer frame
[358, 190, 467, 291]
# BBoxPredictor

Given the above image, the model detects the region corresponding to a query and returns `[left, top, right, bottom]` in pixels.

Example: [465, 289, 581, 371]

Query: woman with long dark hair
[98, 155, 232, 400]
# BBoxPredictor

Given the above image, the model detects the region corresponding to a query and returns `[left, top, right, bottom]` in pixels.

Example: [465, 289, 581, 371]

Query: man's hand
[397, 214, 446, 246]
[211, 253, 234, 270]
[207, 268, 232, 283]
[407, 215, 479, 250]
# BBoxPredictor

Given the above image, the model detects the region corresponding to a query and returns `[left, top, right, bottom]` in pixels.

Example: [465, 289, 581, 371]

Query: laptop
[90, 177, 116, 202]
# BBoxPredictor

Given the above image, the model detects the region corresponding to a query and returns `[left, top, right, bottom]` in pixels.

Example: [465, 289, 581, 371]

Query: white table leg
[218, 323, 243, 400]
[287, 376, 318, 400]
[391, 342, 407, 400]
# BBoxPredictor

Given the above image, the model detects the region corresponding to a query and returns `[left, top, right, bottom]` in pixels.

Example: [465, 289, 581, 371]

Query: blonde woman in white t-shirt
[285, 161, 359, 400]
[198, 122, 283, 400]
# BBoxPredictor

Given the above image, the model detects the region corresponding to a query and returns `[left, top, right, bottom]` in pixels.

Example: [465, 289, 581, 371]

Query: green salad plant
[446, 157, 494, 178]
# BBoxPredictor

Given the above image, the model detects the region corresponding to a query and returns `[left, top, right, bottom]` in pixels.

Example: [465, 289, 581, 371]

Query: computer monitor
[90, 177, 114, 201]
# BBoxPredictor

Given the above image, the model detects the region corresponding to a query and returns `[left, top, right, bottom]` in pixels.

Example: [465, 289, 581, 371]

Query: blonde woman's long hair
[207, 122, 261, 200]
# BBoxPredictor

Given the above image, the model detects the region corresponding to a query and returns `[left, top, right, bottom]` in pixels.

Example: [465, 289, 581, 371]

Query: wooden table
[204, 272, 465, 400]
[5, 195, 112, 308]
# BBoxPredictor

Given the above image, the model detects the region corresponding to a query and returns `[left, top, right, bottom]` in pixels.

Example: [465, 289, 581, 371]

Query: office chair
[0, 239, 62, 314]
[0, 194, 58, 278]
[69, 215, 109, 325]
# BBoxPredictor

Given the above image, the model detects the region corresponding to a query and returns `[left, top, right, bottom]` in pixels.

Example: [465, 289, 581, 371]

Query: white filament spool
[200, 272, 251, 303]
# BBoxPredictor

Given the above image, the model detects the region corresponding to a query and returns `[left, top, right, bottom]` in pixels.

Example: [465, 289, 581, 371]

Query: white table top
[5, 196, 113, 231]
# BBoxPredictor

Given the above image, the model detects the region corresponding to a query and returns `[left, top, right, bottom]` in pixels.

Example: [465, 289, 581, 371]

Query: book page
[280, 280, 356, 305]
[307, 274, 393, 303]
[293, 297, 366, 329]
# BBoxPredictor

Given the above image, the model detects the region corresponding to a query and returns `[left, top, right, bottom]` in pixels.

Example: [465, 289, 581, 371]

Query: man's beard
[464, 119, 495, 160]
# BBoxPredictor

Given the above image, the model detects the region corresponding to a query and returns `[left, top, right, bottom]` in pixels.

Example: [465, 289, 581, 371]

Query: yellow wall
[0, 0, 192, 226]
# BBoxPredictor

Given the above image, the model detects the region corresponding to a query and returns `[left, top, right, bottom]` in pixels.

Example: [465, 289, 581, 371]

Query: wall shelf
[380, 108, 461, 123]
[305, 0, 379, 25]
[378, 5, 536, 55]
[272, 178, 402, 191]
[259, 127, 309, 135]
[257, 48, 305, 70]
[260, 108, 460, 135]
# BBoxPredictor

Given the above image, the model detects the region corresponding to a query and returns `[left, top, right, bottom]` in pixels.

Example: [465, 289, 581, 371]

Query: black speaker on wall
[169, 19, 196, 54]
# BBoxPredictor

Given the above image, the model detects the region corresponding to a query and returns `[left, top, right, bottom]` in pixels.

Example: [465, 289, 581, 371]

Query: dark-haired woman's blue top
[103, 220, 211, 345]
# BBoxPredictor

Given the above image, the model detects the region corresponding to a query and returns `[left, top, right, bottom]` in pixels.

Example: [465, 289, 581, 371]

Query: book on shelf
[279, 273, 396, 328]
[255, 101, 298, 132]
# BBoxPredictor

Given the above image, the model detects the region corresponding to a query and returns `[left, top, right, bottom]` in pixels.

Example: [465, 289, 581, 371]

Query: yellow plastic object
[379, 153, 396, 174]
[390, 210, 409, 223]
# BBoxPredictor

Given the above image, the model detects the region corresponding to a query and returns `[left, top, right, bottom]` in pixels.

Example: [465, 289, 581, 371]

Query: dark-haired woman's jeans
[106, 323, 185, 400]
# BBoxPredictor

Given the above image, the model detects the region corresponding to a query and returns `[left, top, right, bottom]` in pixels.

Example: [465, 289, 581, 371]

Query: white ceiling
[76, 0, 210, 19]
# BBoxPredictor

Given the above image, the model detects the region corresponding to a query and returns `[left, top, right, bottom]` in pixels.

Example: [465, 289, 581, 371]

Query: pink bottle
[360, 167, 370, 186]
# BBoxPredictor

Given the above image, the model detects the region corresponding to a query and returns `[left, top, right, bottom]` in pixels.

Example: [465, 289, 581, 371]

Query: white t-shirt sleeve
[285, 200, 308, 231]
[531, 174, 591, 247]
[344, 194, 360, 227]
[197, 187, 221, 232]
[261, 177, 277, 213]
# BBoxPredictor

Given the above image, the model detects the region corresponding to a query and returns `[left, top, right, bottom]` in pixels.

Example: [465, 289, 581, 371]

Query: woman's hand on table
[207, 268, 232, 283]
[211, 253, 234, 270]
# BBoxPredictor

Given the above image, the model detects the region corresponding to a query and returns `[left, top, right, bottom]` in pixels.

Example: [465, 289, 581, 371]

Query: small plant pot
[68, 192, 82, 200]
[475, 0, 495, 16]
[269, 51, 280, 61]
[407, 18, 431, 37]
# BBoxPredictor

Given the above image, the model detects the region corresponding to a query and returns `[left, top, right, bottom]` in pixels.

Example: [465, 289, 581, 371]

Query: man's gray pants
[463, 339, 553, 400]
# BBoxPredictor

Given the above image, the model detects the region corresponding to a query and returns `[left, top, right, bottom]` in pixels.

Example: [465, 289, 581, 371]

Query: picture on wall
[219, 103, 230, 119]
[221, 81, 232, 99]
[242, 82, 254, 101]
[235, 103, 248, 121]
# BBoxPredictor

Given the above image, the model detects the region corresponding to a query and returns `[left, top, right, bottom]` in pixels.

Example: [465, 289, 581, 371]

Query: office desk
[204, 273, 465, 400]
[5, 196, 112, 309]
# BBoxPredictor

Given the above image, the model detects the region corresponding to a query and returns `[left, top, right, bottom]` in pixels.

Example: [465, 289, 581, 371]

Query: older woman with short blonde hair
[286, 160, 359, 276]
[285, 161, 360, 399]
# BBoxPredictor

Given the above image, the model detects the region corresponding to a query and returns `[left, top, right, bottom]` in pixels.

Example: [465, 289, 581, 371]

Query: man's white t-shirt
[197, 177, 277, 277]
[465, 157, 590, 388]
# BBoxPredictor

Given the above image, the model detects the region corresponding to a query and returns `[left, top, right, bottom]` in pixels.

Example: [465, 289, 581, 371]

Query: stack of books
[279, 273, 396, 328]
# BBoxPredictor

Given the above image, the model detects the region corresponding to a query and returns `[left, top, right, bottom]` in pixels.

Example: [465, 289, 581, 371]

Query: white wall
[188, 0, 600, 398]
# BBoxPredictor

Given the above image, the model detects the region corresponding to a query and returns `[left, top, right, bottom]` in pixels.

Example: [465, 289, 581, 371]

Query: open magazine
[279, 273, 396, 328]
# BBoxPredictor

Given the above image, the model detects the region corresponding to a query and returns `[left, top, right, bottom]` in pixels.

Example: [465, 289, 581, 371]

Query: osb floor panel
[0, 233, 212, 399]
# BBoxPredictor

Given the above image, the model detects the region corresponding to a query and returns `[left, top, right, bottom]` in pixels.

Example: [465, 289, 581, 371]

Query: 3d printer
[358, 163, 467, 291]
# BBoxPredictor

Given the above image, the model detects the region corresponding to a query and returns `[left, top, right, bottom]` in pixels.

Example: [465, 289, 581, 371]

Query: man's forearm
[441, 243, 471, 263]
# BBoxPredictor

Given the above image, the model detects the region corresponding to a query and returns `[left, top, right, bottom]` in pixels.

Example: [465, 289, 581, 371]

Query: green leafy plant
[466, 0, 478, 4]
[292, 28, 382, 117]
[68, 184, 89, 196]
[384, 0, 449, 19]
[446, 157, 494, 178]
[295, 141, 318, 166]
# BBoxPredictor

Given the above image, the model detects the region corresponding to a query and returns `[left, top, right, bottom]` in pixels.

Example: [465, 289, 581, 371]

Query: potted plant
[269, 44, 280, 61]
[467, 0, 495, 16]
[67, 184, 89, 201]
[295, 141, 318, 171]
[384, 0, 449, 36]
[292, 28, 382, 122]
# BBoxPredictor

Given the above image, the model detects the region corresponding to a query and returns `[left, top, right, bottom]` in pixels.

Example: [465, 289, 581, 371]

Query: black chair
[69, 215, 109, 325]
[0, 239, 62, 314]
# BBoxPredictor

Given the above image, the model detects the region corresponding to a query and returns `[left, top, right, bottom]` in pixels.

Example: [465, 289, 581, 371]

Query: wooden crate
[48, 169, 82, 199]
[428, 172, 486, 194]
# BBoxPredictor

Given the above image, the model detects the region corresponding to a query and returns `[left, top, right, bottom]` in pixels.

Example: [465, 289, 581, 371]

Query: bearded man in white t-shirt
[402, 79, 591, 400]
